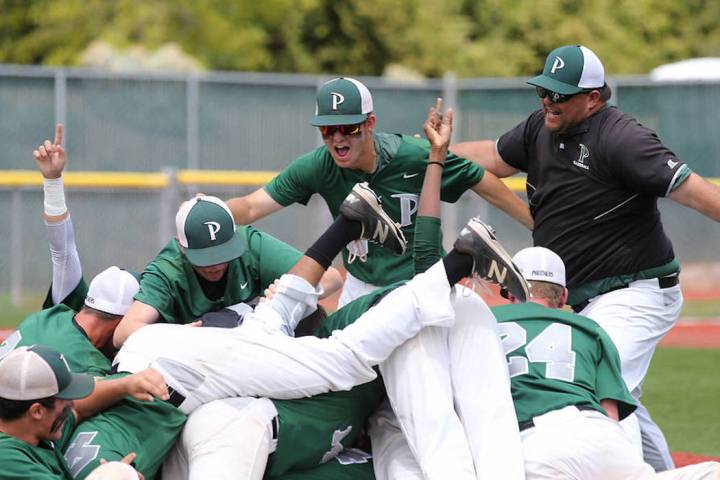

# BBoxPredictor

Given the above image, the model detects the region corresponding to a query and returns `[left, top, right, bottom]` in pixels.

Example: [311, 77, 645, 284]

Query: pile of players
[2, 45, 720, 480]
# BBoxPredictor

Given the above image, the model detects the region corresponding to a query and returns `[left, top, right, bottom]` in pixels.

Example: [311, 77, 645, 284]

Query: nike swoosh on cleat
[403, 173, 420, 179]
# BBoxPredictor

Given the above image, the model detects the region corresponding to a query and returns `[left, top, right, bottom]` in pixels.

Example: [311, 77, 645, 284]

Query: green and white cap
[312, 77, 373, 126]
[528, 45, 605, 95]
[0, 345, 95, 400]
[175, 195, 245, 267]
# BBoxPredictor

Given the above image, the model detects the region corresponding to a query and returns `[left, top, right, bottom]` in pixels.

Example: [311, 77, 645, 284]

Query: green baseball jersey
[265, 132, 483, 285]
[492, 302, 636, 424]
[0, 305, 111, 377]
[268, 284, 397, 475]
[271, 455, 374, 480]
[0, 305, 185, 480]
[66, 375, 186, 480]
[0, 410, 77, 479]
[42, 278, 89, 312]
[135, 225, 302, 324]
[270, 382, 383, 476]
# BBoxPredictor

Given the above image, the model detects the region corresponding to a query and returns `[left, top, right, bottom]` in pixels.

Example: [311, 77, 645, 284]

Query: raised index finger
[54, 123, 63, 146]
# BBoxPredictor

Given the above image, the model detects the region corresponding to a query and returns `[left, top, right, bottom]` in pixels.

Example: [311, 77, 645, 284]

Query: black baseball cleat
[453, 217, 530, 302]
[340, 182, 407, 255]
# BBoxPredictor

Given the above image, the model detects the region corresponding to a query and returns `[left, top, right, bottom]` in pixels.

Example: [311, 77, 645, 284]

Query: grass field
[643, 347, 720, 456]
[1, 294, 718, 457]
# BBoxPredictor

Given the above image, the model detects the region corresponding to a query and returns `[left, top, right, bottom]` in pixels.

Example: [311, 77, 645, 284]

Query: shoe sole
[465, 219, 529, 301]
[347, 184, 407, 254]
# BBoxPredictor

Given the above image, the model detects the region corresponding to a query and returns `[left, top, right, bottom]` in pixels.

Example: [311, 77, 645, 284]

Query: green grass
[643, 347, 720, 456]
[0, 294, 45, 329]
[680, 298, 720, 318]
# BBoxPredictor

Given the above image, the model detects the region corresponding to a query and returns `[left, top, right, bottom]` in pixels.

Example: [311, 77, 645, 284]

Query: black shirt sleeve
[602, 113, 686, 197]
[497, 110, 545, 172]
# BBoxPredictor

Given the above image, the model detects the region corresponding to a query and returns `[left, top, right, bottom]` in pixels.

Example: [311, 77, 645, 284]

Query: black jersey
[498, 105, 690, 302]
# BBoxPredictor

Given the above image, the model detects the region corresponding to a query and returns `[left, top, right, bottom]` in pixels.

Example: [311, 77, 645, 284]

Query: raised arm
[451, 140, 520, 178]
[668, 172, 720, 221]
[226, 188, 284, 225]
[414, 98, 451, 273]
[33, 123, 83, 304]
[112, 301, 161, 348]
[471, 172, 533, 230]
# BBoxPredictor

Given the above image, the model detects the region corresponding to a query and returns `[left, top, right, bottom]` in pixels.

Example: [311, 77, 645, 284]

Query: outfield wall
[1, 66, 719, 303]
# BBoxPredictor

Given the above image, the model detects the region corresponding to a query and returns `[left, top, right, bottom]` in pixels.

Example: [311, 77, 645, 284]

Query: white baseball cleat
[453, 217, 530, 302]
[340, 182, 407, 256]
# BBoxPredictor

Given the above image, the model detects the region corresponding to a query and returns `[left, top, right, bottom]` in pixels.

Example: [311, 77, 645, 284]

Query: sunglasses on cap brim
[319, 123, 363, 138]
[535, 86, 594, 104]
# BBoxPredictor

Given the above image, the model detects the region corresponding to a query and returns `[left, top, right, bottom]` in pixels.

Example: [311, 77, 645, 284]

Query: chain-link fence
[1, 65, 719, 302]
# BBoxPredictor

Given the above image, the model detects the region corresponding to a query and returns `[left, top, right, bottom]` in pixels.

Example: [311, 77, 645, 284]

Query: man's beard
[50, 405, 72, 433]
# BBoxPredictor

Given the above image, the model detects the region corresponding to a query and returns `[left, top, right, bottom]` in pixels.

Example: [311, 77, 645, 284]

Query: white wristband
[43, 176, 67, 216]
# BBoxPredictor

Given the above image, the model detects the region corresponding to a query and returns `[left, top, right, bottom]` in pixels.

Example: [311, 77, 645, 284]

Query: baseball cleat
[453, 217, 530, 302]
[340, 182, 407, 255]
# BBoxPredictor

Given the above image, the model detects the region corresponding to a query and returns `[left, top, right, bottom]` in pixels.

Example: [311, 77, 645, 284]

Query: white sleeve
[45, 215, 82, 305]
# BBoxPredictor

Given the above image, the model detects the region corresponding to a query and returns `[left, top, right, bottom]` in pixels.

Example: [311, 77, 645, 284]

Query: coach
[452, 44, 720, 472]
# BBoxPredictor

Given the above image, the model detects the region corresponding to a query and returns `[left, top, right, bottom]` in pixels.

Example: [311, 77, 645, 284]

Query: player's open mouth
[335, 146, 350, 158]
[545, 107, 562, 118]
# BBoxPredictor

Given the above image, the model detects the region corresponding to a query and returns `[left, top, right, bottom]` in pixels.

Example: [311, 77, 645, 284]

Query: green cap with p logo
[175, 195, 245, 267]
[312, 77, 374, 126]
[528, 45, 605, 94]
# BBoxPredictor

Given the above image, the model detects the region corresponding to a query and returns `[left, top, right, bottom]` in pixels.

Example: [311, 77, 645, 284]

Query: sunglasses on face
[319, 123, 363, 138]
[535, 86, 591, 104]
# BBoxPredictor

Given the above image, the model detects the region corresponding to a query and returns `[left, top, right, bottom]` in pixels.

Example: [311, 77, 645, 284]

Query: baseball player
[27, 129, 190, 479]
[0, 344, 145, 480]
[495, 246, 719, 479]
[0, 266, 184, 480]
[453, 44, 720, 471]
[112, 195, 346, 346]
[226, 76, 532, 306]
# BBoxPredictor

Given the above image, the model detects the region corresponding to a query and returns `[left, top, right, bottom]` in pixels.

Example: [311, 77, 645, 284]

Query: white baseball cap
[512, 247, 566, 287]
[86, 461, 140, 480]
[85, 266, 140, 316]
[0, 345, 94, 400]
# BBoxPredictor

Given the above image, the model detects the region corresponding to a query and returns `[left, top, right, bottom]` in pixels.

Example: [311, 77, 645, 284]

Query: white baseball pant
[114, 261, 455, 414]
[521, 405, 718, 480]
[341, 279, 524, 480]
[580, 278, 683, 471]
[163, 397, 278, 480]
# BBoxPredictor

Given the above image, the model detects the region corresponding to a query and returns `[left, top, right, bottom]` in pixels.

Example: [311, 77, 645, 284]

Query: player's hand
[124, 368, 169, 402]
[261, 278, 281, 302]
[98, 453, 145, 480]
[422, 98, 453, 161]
[33, 123, 67, 179]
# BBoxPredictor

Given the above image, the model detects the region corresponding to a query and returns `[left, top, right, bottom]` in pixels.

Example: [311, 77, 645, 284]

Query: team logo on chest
[390, 193, 419, 227]
[573, 143, 590, 171]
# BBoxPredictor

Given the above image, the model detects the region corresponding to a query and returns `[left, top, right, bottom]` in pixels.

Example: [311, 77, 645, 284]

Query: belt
[166, 386, 186, 408]
[262, 415, 281, 480]
[571, 274, 679, 313]
[519, 405, 597, 432]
